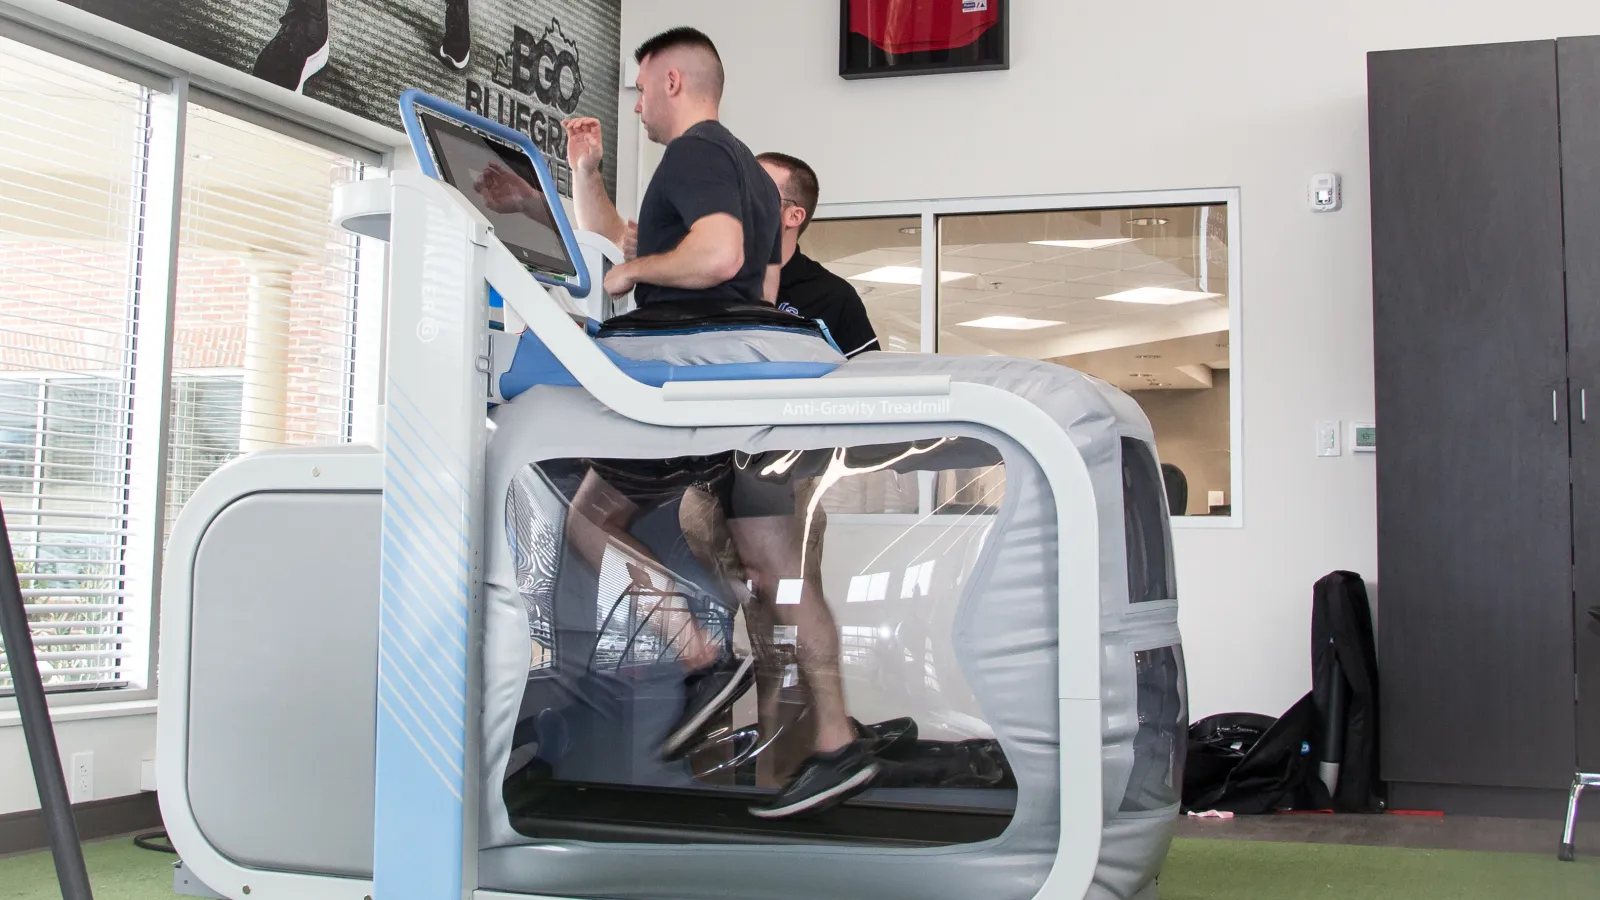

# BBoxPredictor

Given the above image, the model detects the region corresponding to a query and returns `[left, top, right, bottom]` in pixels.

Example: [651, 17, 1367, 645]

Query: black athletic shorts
[572, 451, 797, 521]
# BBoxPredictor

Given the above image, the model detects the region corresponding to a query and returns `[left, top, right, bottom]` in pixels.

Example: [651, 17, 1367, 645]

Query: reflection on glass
[502, 438, 1014, 846]
[936, 205, 1231, 515]
[1122, 438, 1176, 604]
[801, 217, 922, 352]
[1120, 646, 1188, 813]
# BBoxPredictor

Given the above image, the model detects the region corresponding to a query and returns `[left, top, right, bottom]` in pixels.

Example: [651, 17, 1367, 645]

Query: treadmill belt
[502, 776, 1015, 847]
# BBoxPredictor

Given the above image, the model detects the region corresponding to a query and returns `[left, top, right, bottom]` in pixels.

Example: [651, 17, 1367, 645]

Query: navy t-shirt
[633, 120, 782, 307]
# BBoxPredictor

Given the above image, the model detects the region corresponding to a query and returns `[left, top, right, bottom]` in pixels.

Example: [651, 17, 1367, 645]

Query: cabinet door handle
[1555, 390, 1561, 423]
[1584, 389, 1588, 424]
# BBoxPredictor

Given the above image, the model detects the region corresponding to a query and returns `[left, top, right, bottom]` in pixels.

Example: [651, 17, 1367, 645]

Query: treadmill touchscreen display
[419, 111, 578, 277]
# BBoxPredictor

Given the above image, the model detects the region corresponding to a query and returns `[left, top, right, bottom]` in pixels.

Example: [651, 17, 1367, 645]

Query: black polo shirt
[776, 251, 880, 357]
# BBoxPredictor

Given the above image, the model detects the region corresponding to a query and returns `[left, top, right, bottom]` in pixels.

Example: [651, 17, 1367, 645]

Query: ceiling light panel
[956, 315, 1066, 330]
[1028, 238, 1136, 249]
[1097, 287, 1223, 305]
[850, 266, 972, 285]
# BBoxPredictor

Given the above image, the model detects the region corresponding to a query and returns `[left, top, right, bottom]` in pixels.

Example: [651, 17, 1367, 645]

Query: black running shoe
[251, 0, 330, 93]
[435, 0, 472, 70]
[748, 739, 882, 820]
[659, 655, 755, 760]
[854, 716, 919, 760]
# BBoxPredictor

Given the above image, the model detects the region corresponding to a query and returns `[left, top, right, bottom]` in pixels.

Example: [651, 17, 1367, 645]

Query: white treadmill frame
[157, 171, 1105, 900]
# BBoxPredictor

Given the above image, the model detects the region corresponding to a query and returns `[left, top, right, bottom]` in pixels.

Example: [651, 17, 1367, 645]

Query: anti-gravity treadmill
[156, 92, 1187, 900]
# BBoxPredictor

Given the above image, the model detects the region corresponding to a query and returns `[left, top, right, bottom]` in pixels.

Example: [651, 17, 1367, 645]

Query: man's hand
[603, 260, 638, 298]
[564, 117, 604, 175]
[622, 220, 638, 260]
[472, 161, 536, 214]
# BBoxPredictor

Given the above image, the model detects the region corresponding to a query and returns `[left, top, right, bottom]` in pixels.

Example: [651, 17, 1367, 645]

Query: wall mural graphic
[60, 0, 621, 197]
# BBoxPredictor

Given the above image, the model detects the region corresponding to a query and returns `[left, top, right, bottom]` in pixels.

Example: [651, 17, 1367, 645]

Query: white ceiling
[804, 206, 1231, 391]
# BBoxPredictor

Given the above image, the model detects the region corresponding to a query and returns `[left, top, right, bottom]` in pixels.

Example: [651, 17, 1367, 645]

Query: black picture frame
[839, 0, 1009, 81]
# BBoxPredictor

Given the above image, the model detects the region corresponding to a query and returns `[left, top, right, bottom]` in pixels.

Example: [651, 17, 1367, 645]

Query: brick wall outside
[0, 239, 358, 448]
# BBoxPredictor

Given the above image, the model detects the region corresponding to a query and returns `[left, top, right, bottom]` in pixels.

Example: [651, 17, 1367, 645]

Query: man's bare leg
[728, 500, 855, 756]
[566, 470, 717, 668]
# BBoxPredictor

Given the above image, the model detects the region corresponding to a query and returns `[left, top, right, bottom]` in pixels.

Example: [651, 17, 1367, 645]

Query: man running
[562, 27, 882, 819]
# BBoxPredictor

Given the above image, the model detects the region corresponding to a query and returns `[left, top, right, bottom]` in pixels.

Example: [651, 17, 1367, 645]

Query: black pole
[0, 506, 94, 900]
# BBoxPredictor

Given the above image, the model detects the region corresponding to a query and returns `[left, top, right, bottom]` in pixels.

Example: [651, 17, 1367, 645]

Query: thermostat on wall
[1351, 422, 1376, 453]
[1309, 173, 1342, 212]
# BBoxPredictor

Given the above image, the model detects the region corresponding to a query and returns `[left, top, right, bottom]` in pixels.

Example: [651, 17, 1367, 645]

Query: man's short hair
[635, 27, 724, 100]
[757, 152, 820, 235]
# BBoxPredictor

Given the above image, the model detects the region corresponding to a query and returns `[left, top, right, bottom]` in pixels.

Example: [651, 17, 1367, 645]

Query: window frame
[0, 25, 393, 715]
[814, 188, 1245, 529]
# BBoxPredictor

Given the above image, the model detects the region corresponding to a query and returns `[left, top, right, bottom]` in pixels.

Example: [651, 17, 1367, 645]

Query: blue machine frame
[399, 89, 593, 301]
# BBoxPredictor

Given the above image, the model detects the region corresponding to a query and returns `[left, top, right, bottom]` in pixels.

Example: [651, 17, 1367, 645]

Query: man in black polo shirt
[756, 152, 881, 358]
[560, 27, 881, 820]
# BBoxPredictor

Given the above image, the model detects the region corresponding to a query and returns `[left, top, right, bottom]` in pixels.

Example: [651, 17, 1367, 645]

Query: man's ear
[788, 206, 809, 230]
[664, 67, 683, 97]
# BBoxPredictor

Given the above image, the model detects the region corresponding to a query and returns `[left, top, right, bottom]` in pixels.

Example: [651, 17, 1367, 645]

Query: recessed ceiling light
[899, 226, 922, 235]
[1098, 287, 1222, 305]
[1135, 354, 1163, 359]
[850, 266, 970, 285]
[957, 315, 1065, 331]
[189, 152, 214, 161]
[1129, 217, 1170, 227]
[1029, 238, 1135, 249]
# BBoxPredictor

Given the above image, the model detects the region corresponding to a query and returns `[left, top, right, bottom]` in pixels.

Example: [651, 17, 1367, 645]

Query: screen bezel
[415, 109, 579, 280]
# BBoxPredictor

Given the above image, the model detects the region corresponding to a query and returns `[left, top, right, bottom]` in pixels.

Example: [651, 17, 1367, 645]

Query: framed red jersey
[840, 0, 1008, 80]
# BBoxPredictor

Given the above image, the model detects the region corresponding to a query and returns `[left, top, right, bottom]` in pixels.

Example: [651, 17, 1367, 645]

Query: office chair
[1161, 463, 1187, 517]
[1561, 605, 1600, 862]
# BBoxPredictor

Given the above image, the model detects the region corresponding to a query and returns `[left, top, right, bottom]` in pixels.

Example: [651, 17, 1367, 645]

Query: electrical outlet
[70, 752, 93, 804]
[140, 759, 157, 792]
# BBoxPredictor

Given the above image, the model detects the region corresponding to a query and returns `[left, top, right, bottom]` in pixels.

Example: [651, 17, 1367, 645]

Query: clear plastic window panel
[1120, 645, 1188, 813]
[502, 437, 1017, 845]
[1121, 437, 1176, 603]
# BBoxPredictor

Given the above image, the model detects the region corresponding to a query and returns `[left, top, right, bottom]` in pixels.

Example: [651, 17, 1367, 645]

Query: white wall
[0, 710, 155, 815]
[620, 0, 1600, 720]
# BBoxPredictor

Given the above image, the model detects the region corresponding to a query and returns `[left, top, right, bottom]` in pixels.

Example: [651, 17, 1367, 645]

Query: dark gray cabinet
[1370, 37, 1600, 815]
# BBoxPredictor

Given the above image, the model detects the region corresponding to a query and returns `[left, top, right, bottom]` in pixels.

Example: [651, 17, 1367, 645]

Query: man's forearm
[572, 166, 626, 245]
[621, 219, 743, 290]
[626, 246, 732, 290]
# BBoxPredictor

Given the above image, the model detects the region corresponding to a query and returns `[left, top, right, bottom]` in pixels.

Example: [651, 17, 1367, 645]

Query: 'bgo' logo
[492, 18, 584, 115]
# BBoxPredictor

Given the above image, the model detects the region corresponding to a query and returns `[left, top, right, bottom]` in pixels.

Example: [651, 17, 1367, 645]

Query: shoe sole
[747, 762, 881, 820]
[296, 40, 330, 92]
[659, 656, 754, 759]
[438, 47, 471, 71]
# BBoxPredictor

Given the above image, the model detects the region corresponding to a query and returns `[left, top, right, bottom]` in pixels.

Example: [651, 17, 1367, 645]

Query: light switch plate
[1318, 421, 1342, 457]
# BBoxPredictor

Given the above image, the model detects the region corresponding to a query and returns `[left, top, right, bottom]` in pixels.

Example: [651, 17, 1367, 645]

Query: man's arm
[603, 138, 752, 297]
[606, 214, 744, 295]
[564, 118, 627, 245]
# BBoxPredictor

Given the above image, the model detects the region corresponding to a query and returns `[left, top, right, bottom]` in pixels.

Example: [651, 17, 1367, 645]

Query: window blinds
[0, 41, 372, 697]
[0, 36, 150, 694]
[166, 105, 366, 540]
